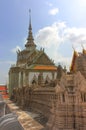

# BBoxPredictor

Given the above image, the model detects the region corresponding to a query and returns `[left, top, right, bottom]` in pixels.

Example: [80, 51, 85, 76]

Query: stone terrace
[6, 100, 44, 130]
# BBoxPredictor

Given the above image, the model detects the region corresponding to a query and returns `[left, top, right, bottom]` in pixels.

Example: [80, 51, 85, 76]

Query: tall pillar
[25, 71, 29, 86]
[52, 72, 55, 80]
[9, 67, 20, 96]
[23, 71, 26, 86]
[9, 70, 12, 97]
[20, 71, 23, 87]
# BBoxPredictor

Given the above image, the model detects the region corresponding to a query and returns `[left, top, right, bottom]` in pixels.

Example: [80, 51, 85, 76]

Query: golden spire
[70, 46, 78, 72]
[72, 45, 78, 57]
[81, 44, 86, 54]
[74, 50, 78, 57]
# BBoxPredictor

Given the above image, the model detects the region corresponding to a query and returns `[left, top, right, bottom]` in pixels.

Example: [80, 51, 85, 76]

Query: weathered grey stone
[0, 94, 4, 101]
[0, 113, 24, 130]
[0, 101, 6, 117]
[0, 94, 23, 130]
[5, 104, 11, 114]
[0, 101, 11, 117]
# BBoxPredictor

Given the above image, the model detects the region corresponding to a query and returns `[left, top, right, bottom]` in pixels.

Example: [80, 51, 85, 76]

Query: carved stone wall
[9, 67, 19, 96]
[11, 79, 57, 119]
[31, 87, 56, 118]
[46, 72, 86, 130]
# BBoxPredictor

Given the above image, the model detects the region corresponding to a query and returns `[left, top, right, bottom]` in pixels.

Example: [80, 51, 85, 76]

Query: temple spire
[70, 47, 78, 72]
[25, 9, 36, 50]
[81, 44, 86, 54]
[29, 9, 32, 33]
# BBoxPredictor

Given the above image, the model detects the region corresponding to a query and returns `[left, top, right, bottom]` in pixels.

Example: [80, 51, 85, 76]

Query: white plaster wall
[43, 72, 52, 80]
[19, 72, 21, 87]
[29, 72, 39, 84]
[54, 72, 57, 79]
[23, 72, 26, 86]
[28, 71, 57, 85]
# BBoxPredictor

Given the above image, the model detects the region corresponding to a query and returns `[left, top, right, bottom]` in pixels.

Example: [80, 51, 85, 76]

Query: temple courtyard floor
[5, 100, 46, 130]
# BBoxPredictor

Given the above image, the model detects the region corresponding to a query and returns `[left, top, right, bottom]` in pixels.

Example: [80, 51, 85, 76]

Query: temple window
[32, 79, 36, 84]
[62, 93, 65, 102]
[81, 93, 83, 102]
[81, 93, 86, 102]
[45, 80, 48, 84]
[84, 93, 86, 102]
[54, 94, 57, 99]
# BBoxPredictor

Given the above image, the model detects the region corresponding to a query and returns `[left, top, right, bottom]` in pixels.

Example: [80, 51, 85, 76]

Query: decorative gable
[34, 53, 54, 65]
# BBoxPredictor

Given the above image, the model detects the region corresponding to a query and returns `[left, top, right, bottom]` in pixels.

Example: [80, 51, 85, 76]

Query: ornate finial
[29, 9, 31, 21]
[81, 44, 86, 54]
[29, 9, 31, 13]
[72, 44, 78, 56]
[25, 9, 36, 50]
[29, 9, 31, 30]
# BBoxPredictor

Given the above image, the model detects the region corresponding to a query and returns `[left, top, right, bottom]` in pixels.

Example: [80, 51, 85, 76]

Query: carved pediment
[34, 53, 54, 65]
[55, 84, 65, 93]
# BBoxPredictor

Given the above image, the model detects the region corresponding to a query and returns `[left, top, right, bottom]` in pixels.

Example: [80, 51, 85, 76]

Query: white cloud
[35, 22, 66, 48]
[35, 21, 86, 70]
[35, 22, 86, 50]
[75, 0, 86, 7]
[49, 8, 59, 15]
[11, 46, 21, 54]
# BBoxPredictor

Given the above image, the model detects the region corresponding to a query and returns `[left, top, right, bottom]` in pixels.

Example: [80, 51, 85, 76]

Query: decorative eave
[26, 64, 57, 71]
[33, 65, 57, 70]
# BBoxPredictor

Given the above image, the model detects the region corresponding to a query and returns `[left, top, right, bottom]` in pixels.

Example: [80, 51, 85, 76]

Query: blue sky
[0, 0, 86, 84]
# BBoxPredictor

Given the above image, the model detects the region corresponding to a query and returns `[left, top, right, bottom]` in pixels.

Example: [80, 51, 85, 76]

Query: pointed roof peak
[29, 9, 31, 15]
[81, 44, 86, 54]
[25, 9, 36, 49]
[29, 9, 32, 30]
[72, 45, 78, 56]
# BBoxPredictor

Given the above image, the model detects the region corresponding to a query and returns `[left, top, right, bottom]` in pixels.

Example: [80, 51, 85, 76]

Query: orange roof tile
[33, 65, 57, 70]
[0, 87, 7, 90]
[3, 95, 9, 99]
[0, 85, 8, 99]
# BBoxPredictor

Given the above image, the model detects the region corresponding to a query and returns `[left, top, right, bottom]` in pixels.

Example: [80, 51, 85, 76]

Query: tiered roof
[16, 10, 56, 70]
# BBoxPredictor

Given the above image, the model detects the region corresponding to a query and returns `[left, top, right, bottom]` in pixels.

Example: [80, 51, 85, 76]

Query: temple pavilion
[9, 11, 57, 96]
